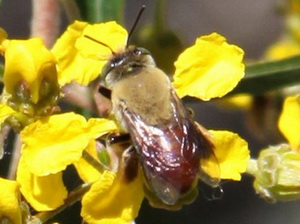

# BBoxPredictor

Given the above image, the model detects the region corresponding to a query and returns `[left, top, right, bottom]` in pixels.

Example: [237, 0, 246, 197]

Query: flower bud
[251, 144, 300, 203]
[3, 38, 60, 117]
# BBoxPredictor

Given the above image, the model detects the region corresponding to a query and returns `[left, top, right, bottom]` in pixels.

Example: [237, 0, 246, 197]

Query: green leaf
[74, 0, 124, 23]
[231, 55, 300, 95]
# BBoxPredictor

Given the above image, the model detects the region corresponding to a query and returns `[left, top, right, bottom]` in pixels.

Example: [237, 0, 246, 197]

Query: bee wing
[169, 90, 221, 188]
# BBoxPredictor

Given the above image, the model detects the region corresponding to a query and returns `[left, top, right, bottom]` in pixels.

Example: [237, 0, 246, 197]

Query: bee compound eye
[111, 56, 124, 67]
[133, 48, 142, 55]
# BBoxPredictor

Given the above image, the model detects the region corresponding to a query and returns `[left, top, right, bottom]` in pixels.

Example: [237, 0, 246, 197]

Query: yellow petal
[278, 95, 300, 150]
[75, 21, 128, 59]
[20, 112, 117, 176]
[87, 117, 119, 139]
[0, 178, 22, 224]
[0, 104, 16, 124]
[81, 170, 144, 224]
[74, 140, 102, 183]
[173, 33, 245, 100]
[52, 21, 99, 86]
[202, 130, 250, 180]
[4, 38, 57, 103]
[52, 21, 127, 86]
[16, 156, 67, 211]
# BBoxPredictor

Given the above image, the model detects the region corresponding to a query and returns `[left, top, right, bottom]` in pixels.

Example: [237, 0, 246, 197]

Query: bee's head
[86, 5, 148, 88]
[100, 46, 156, 88]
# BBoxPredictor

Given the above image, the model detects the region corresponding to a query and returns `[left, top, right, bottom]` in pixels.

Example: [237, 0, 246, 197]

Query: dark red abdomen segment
[138, 120, 204, 201]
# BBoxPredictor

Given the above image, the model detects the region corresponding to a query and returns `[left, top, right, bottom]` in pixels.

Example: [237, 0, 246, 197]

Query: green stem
[75, 0, 124, 23]
[31, 0, 61, 47]
[82, 150, 104, 173]
[60, 0, 82, 22]
[154, 0, 167, 32]
[231, 55, 300, 95]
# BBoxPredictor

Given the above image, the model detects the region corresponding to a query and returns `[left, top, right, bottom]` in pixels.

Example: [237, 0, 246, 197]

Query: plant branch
[31, 0, 61, 47]
[61, 82, 97, 113]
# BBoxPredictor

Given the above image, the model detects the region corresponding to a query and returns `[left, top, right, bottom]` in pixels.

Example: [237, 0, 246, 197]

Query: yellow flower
[278, 95, 300, 150]
[172, 33, 245, 100]
[2, 38, 58, 104]
[35, 114, 144, 224]
[16, 112, 118, 211]
[52, 21, 127, 86]
[0, 178, 22, 224]
[81, 170, 144, 224]
[0, 36, 61, 133]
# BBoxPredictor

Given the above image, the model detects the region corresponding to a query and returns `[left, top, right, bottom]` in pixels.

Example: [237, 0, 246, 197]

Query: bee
[89, 6, 220, 209]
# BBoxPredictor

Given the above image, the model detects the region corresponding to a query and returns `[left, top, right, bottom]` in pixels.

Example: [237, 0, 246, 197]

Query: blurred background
[1, 0, 300, 224]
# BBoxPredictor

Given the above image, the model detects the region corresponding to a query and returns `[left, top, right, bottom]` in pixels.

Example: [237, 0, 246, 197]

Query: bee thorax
[112, 66, 173, 126]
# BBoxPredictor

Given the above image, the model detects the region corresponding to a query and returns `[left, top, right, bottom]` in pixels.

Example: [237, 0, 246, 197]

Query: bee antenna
[83, 35, 116, 55]
[127, 5, 146, 43]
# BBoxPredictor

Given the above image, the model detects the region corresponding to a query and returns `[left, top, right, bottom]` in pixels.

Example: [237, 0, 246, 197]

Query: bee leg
[200, 182, 223, 201]
[93, 82, 112, 117]
[105, 133, 132, 170]
[122, 145, 139, 183]
[105, 133, 139, 183]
